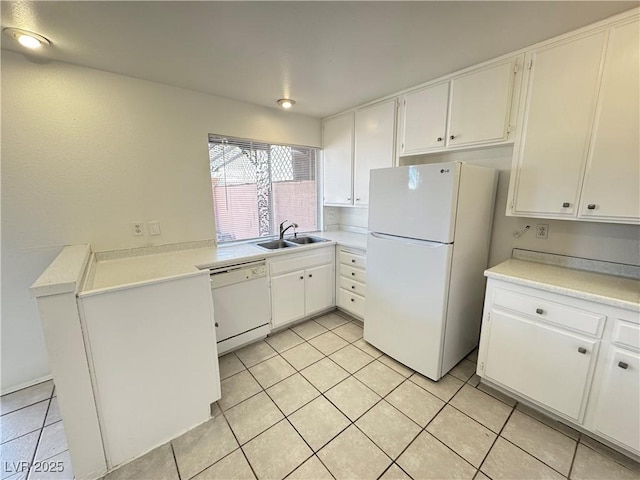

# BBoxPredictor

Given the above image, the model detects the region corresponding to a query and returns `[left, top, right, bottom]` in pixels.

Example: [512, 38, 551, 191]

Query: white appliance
[364, 161, 497, 380]
[210, 260, 271, 354]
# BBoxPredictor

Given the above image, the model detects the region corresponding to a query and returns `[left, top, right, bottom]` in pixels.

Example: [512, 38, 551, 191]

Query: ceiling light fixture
[277, 98, 296, 109]
[3, 28, 51, 49]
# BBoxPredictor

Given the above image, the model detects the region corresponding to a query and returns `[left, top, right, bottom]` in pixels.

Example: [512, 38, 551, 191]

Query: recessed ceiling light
[277, 98, 296, 109]
[3, 28, 51, 49]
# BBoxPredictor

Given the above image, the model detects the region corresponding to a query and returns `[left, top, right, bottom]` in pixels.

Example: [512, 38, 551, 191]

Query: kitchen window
[208, 134, 320, 243]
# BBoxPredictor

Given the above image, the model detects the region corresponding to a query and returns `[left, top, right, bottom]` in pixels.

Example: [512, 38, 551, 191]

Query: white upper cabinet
[354, 99, 396, 205]
[323, 112, 354, 206]
[447, 61, 516, 147]
[323, 99, 395, 207]
[399, 82, 449, 154]
[508, 14, 640, 225]
[578, 20, 640, 223]
[398, 57, 521, 156]
[510, 31, 607, 217]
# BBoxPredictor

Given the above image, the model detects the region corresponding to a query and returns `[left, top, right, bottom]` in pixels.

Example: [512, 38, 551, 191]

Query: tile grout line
[25, 396, 54, 480]
[567, 432, 582, 479]
[476, 402, 517, 477]
[169, 442, 182, 480]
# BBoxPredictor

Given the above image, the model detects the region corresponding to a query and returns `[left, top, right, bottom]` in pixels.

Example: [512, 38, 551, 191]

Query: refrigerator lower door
[364, 232, 453, 380]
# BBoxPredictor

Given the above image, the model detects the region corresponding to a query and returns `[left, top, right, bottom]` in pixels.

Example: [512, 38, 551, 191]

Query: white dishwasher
[210, 260, 271, 355]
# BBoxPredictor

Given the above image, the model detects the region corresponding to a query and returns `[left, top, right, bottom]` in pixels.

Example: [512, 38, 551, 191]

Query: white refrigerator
[364, 161, 497, 381]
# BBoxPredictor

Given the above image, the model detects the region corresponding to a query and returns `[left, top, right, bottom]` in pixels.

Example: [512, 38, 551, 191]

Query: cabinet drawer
[612, 320, 640, 351]
[493, 288, 605, 336]
[339, 250, 367, 269]
[339, 277, 366, 297]
[338, 288, 365, 318]
[340, 265, 366, 284]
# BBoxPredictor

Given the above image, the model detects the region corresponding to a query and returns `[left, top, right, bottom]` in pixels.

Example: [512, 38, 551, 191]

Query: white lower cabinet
[336, 247, 367, 320]
[478, 278, 640, 456]
[484, 309, 598, 421]
[269, 247, 335, 328]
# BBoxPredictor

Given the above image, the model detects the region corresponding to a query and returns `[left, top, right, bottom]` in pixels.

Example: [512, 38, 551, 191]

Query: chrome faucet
[279, 220, 298, 239]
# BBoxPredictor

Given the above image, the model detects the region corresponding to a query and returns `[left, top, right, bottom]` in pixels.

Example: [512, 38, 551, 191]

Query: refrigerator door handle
[370, 232, 449, 248]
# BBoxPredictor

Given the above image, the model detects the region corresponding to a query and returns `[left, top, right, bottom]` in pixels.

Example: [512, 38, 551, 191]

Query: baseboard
[1, 374, 53, 396]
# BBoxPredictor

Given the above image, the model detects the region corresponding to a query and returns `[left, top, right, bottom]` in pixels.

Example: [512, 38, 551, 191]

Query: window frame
[208, 133, 322, 245]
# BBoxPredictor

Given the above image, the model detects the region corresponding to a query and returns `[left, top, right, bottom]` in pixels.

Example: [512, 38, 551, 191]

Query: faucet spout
[279, 221, 298, 239]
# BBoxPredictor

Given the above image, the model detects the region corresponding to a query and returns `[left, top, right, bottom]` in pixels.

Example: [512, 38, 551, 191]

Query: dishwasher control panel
[210, 261, 267, 289]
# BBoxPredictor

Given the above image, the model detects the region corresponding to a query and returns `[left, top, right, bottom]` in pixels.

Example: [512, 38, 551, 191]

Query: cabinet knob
[351, 272, 355, 276]
[215, 322, 219, 327]
[578, 347, 587, 354]
[308, 274, 313, 278]
[450, 135, 455, 140]
[535, 308, 544, 315]
[356, 198, 361, 201]
[347, 197, 352, 201]
[618, 361, 629, 369]
[587, 204, 596, 210]
[351, 259, 355, 263]
[437, 137, 443, 142]
[562, 202, 570, 208]
[351, 286, 355, 289]
[350, 298, 355, 302]
[299, 276, 304, 280]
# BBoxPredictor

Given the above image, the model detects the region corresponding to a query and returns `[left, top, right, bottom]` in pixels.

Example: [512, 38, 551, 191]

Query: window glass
[209, 135, 319, 243]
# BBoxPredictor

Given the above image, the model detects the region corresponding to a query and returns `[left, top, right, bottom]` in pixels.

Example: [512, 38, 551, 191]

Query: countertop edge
[485, 267, 640, 312]
[31, 245, 92, 297]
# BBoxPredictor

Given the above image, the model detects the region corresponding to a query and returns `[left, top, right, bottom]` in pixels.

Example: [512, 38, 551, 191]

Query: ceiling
[1, 1, 637, 118]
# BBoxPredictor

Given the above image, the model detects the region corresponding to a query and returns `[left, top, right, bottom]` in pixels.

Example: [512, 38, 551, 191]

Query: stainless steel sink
[285, 236, 330, 245]
[255, 235, 330, 250]
[256, 239, 298, 250]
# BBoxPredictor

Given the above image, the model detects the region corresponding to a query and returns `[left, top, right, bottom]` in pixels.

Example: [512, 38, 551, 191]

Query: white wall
[1, 51, 321, 392]
[332, 146, 640, 268]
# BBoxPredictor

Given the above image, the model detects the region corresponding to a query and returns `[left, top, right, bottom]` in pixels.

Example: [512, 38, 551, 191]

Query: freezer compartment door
[364, 233, 453, 380]
[368, 162, 460, 243]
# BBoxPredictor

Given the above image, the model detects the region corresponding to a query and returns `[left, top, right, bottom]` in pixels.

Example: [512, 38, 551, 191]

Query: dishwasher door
[210, 261, 271, 354]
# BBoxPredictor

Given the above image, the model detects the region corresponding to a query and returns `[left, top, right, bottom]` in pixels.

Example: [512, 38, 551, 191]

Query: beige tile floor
[2, 311, 639, 480]
[1, 380, 73, 480]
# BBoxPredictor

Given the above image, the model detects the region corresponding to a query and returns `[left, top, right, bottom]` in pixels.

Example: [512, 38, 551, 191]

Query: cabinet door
[400, 82, 449, 154]
[484, 309, 598, 421]
[593, 347, 640, 452]
[271, 270, 306, 328]
[448, 61, 515, 147]
[305, 263, 334, 316]
[323, 112, 354, 205]
[512, 32, 607, 216]
[354, 99, 396, 206]
[579, 21, 640, 224]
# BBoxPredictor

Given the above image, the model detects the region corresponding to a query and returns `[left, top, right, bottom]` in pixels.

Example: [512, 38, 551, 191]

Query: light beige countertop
[82, 231, 367, 295]
[486, 259, 640, 311]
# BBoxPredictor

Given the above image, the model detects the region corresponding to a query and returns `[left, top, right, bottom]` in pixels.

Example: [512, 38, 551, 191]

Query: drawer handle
[618, 361, 629, 369]
[535, 308, 544, 315]
[578, 347, 587, 354]
[562, 202, 570, 208]
[350, 298, 355, 302]
[587, 204, 596, 210]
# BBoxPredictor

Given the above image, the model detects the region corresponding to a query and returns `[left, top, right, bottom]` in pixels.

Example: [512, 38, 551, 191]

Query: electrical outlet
[147, 221, 161, 236]
[536, 224, 549, 239]
[131, 222, 145, 236]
